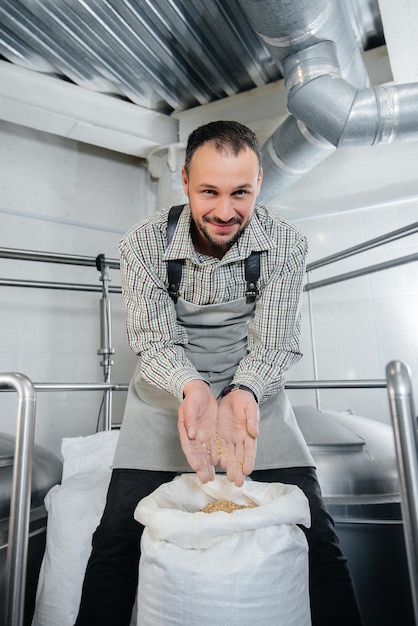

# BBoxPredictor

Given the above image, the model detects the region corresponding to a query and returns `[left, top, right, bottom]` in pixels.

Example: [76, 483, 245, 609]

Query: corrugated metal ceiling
[0, 0, 384, 115]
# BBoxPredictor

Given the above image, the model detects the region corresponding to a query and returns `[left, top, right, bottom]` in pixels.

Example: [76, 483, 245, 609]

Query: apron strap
[167, 204, 185, 303]
[166, 204, 260, 303]
[244, 250, 260, 303]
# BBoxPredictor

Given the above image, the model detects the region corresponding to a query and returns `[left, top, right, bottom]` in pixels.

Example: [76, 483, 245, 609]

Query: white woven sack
[32, 431, 122, 626]
[134, 474, 311, 626]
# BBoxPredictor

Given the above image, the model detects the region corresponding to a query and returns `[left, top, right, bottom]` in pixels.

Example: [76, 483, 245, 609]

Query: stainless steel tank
[0, 432, 62, 626]
[294, 406, 414, 626]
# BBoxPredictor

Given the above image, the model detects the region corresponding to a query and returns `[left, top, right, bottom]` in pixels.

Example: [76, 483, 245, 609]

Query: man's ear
[181, 166, 189, 196]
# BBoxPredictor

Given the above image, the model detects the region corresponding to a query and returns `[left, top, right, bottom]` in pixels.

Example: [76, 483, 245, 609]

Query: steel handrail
[0, 379, 128, 626]
[2, 223, 418, 275]
[286, 378, 387, 389]
[0, 247, 120, 269]
[0, 382, 129, 392]
[0, 373, 36, 626]
[304, 252, 418, 292]
[306, 221, 418, 272]
[386, 360, 418, 623]
[0, 278, 122, 293]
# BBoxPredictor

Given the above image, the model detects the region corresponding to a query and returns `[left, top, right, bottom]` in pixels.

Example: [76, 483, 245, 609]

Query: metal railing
[0, 247, 121, 292]
[1, 367, 417, 625]
[0, 247, 122, 428]
[305, 221, 418, 272]
[0, 247, 120, 269]
[303, 220, 418, 411]
[0, 379, 128, 626]
[2, 222, 417, 418]
[305, 252, 418, 292]
[1, 373, 36, 626]
[386, 360, 418, 623]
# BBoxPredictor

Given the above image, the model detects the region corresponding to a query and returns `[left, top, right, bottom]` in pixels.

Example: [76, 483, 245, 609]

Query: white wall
[287, 202, 418, 424]
[0, 121, 157, 457]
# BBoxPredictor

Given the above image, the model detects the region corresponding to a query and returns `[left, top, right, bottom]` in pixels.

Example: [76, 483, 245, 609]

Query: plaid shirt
[119, 203, 307, 404]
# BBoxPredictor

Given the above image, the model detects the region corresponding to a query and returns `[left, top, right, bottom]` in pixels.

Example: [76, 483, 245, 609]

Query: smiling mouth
[212, 221, 236, 231]
[207, 218, 240, 230]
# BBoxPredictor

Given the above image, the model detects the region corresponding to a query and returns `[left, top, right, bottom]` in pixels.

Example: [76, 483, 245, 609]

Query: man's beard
[193, 216, 247, 253]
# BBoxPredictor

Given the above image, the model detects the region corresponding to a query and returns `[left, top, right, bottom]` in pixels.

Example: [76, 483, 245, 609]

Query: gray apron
[113, 295, 314, 471]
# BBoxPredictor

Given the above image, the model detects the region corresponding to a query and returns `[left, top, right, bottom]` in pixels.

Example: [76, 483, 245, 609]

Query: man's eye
[234, 189, 248, 196]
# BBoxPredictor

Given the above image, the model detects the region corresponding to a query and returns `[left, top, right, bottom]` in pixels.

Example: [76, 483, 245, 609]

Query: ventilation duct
[238, 0, 418, 205]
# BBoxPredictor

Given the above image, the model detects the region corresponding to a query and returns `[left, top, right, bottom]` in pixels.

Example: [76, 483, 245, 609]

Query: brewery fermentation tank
[294, 406, 414, 626]
[0, 433, 62, 626]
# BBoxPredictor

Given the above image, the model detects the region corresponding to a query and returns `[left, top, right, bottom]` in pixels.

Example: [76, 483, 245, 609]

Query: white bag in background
[135, 474, 311, 626]
[32, 430, 119, 626]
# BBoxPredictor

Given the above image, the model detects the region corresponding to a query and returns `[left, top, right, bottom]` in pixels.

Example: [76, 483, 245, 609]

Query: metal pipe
[0, 246, 120, 269]
[0, 382, 128, 392]
[386, 360, 418, 623]
[306, 222, 418, 272]
[96, 256, 116, 429]
[0, 376, 128, 623]
[0, 373, 37, 626]
[0, 278, 122, 293]
[239, 0, 418, 201]
[285, 379, 387, 389]
[304, 253, 418, 292]
[102, 389, 112, 431]
[305, 274, 321, 409]
[0, 379, 386, 392]
[33, 382, 129, 392]
[284, 43, 418, 148]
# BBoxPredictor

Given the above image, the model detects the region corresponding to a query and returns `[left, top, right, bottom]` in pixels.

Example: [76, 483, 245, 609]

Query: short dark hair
[184, 120, 261, 174]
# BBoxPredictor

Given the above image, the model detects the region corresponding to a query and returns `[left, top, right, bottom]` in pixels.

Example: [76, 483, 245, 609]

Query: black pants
[74, 467, 363, 626]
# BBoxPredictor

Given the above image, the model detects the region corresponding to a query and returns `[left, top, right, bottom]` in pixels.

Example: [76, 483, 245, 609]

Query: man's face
[181, 143, 263, 258]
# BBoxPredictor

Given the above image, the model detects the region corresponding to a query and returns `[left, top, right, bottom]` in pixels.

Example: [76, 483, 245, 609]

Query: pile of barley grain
[200, 499, 255, 514]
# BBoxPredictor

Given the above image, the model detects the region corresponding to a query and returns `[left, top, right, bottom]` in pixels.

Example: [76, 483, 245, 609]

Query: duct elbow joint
[283, 41, 357, 146]
[285, 46, 418, 148]
[286, 75, 356, 147]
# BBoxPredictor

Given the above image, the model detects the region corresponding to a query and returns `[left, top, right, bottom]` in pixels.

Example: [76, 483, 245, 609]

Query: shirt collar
[164, 203, 275, 262]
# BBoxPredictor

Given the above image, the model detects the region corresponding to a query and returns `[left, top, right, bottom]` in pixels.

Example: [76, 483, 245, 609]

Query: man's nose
[213, 197, 235, 222]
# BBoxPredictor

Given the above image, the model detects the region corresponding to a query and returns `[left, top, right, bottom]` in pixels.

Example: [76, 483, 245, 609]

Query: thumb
[178, 403, 197, 439]
[246, 407, 260, 438]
